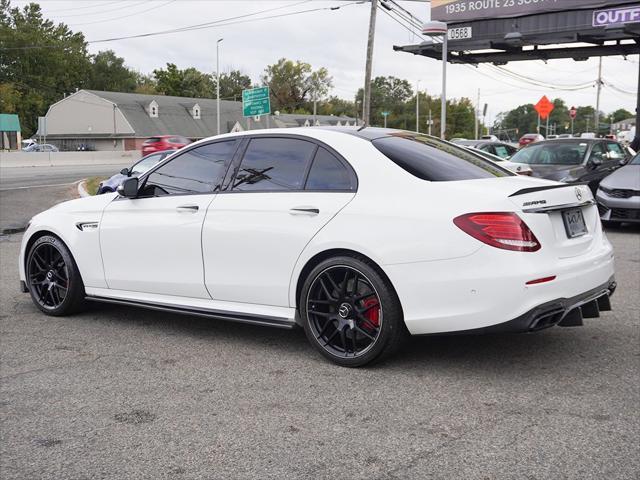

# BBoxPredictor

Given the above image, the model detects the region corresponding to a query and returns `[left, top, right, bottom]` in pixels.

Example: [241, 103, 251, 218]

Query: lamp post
[422, 21, 448, 140]
[216, 38, 223, 135]
[415, 80, 420, 133]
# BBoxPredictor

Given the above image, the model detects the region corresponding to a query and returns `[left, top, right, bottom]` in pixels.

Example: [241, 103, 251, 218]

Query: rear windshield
[372, 134, 511, 181]
[144, 137, 161, 144]
[511, 142, 588, 165]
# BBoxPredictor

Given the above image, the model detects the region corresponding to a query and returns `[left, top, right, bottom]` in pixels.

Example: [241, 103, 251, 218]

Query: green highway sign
[242, 86, 271, 117]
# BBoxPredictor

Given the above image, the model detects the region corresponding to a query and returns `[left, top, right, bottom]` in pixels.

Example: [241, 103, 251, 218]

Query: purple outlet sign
[593, 5, 640, 27]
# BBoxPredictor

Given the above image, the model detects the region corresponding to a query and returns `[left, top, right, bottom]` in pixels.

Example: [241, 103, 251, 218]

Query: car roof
[530, 138, 605, 145]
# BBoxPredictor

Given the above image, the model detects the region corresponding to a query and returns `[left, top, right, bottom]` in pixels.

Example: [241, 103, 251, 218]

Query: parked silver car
[596, 153, 640, 226]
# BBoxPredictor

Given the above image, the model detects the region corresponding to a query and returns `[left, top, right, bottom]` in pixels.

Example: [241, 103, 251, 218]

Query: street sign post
[534, 96, 554, 136]
[569, 106, 577, 135]
[381, 111, 390, 128]
[242, 87, 271, 118]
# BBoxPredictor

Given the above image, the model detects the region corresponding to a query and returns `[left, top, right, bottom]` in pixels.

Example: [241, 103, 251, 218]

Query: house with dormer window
[35, 90, 359, 151]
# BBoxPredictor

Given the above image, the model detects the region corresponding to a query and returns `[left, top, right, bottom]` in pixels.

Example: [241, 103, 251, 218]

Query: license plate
[562, 208, 587, 238]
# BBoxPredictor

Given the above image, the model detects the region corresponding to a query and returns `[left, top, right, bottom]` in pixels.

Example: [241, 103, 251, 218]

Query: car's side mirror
[588, 155, 603, 168]
[117, 177, 139, 198]
[120, 167, 131, 176]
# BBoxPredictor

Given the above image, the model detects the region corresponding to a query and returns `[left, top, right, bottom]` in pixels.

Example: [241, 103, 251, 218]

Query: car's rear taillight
[453, 212, 541, 252]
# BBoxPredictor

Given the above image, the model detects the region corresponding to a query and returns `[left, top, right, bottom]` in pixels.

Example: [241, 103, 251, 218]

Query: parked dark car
[596, 152, 640, 226]
[141, 135, 191, 156]
[97, 151, 173, 194]
[452, 140, 518, 159]
[509, 138, 632, 193]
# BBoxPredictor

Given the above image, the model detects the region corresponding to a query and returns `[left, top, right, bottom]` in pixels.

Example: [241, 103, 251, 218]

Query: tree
[608, 108, 633, 125]
[261, 58, 333, 113]
[317, 96, 357, 118]
[134, 73, 158, 95]
[89, 50, 138, 93]
[0, 0, 92, 136]
[215, 70, 252, 101]
[153, 63, 215, 98]
[0, 82, 21, 112]
[356, 76, 413, 127]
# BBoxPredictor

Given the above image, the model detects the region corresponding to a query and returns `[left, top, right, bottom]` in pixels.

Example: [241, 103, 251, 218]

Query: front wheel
[300, 255, 406, 367]
[26, 235, 86, 316]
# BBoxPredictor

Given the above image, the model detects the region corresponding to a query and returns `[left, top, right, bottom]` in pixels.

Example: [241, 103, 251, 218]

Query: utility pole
[313, 95, 317, 123]
[415, 80, 420, 133]
[216, 38, 223, 135]
[362, 0, 378, 126]
[428, 109, 432, 136]
[475, 88, 480, 140]
[595, 56, 602, 135]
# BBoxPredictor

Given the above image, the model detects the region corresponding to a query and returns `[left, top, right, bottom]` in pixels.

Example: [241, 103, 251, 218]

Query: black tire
[26, 235, 86, 316]
[300, 255, 407, 367]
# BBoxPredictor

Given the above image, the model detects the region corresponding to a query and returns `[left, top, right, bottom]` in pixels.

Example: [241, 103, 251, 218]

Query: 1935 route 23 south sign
[431, 0, 639, 23]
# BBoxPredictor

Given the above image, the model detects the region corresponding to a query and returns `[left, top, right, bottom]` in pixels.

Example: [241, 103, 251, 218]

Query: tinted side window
[606, 142, 625, 160]
[589, 143, 606, 163]
[232, 138, 315, 191]
[143, 140, 238, 195]
[305, 147, 355, 191]
[372, 135, 510, 181]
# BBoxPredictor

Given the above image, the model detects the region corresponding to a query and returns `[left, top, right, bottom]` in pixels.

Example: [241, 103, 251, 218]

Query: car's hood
[42, 191, 117, 215]
[600, 165, 640, 190]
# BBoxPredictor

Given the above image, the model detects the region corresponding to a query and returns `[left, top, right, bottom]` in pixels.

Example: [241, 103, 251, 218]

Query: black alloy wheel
[26, 235, 86, 316]
[301, 256, 406, 367]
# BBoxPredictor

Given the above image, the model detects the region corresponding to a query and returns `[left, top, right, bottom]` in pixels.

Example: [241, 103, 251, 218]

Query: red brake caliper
[361, 297, 380, 331]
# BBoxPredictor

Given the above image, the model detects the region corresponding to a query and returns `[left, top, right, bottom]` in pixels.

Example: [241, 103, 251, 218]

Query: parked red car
[141, 135, 191, 156]
[518, 133, 544, 147]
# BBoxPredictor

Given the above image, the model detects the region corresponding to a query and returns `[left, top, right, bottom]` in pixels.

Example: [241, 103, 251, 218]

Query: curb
[1, 225, 26, 235]
[78, 179, 90, 198]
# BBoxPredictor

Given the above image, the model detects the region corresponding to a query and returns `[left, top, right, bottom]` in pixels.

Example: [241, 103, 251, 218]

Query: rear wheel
[26, 235, 86, 316]
[300, 255, 406, 367]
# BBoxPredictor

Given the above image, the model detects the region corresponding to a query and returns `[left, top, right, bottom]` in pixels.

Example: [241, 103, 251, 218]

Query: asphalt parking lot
[1, 182, 639, 479]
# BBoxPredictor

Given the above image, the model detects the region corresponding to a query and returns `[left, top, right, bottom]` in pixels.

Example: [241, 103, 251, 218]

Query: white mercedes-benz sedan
[18, 127, 616, 367]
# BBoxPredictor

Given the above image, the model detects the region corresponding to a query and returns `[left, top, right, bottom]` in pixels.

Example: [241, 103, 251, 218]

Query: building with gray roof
[37, 90, 358, 151]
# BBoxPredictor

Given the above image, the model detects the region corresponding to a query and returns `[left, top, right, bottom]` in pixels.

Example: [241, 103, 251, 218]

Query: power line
[1, 0, 362, 51]
[41, 0, 129, 14]
[378, 5, 422, 38]
[68, 0, 176, 27]
[48, 0, 149, 19]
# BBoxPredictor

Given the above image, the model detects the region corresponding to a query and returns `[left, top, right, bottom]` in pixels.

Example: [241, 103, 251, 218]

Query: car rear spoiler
[508, 182, 588, 197]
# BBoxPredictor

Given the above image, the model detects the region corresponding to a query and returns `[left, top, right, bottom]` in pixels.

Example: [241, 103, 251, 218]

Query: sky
[13, 0, 638, 124]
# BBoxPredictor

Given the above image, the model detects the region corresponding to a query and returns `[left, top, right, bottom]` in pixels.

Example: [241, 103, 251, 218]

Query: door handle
[176, 204, 199, 213]
[289, 207, 320, 215]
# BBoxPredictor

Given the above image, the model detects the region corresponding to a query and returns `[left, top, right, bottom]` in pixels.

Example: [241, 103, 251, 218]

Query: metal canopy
[394, 4, 640, 65]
